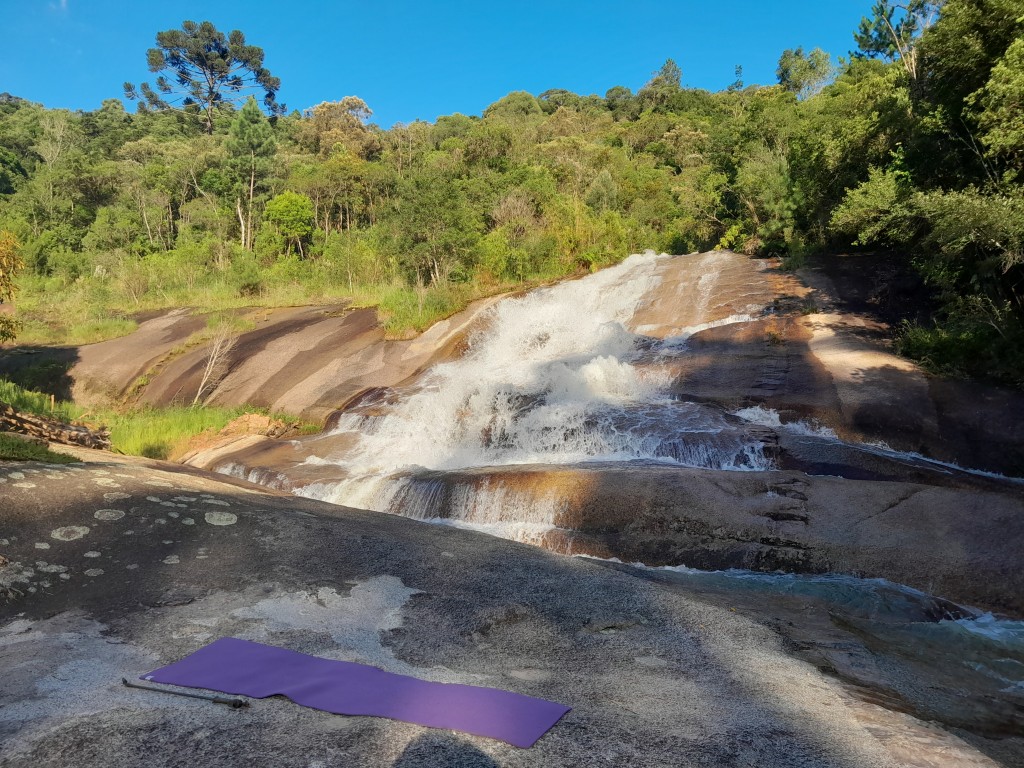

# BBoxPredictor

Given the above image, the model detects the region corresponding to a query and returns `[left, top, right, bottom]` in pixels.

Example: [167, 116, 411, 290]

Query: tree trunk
[246, 153, 256, 251]
[236, 198, 247, 251]
[140, 199, 154, 246]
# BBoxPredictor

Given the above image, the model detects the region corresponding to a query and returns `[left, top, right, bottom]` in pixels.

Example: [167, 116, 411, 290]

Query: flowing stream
[217, 250, 1023, 711]
[295, 252, 767, 522]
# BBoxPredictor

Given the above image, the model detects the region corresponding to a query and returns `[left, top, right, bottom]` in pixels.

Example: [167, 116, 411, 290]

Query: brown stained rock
[630, 250, 778, 337]
[60, 296, 502, 424]
[70, 309, 208, 404]
[668, 314, 843, 418]
[386, 463, 1024, 617]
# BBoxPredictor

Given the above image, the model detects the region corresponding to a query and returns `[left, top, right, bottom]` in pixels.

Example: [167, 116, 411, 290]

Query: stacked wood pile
[0, 400, 111, 449]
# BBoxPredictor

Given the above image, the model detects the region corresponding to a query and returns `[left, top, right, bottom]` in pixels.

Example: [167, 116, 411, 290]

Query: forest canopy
[1, 2, 1023, 385]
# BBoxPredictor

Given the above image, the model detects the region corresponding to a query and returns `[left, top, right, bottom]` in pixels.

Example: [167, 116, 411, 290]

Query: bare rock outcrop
[389, 463, 1024, 617]
[1, 452, 1019, 767]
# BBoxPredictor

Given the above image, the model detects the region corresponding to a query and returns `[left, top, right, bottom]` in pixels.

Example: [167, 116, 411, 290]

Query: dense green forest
[1, 0, 1022, 385]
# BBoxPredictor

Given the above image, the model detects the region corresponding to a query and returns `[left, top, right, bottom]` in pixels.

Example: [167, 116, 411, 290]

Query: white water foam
[299, 252, 773, 516]
[423, 518, 558, 547]
[733, 405, 839, 439]
[733, 405, 1022, 482]
[652, 313, 760, 352]
[952, 613, 1024, 645]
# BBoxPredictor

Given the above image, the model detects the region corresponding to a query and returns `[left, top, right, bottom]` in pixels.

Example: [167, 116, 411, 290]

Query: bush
[830, 164, 919, 247]
[914, 188, 1024, 296]
[897, 299, 1024, 386]
[229, 249, 264, 297]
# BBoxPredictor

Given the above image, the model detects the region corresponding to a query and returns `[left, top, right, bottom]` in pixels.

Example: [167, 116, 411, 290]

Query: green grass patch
[14, 317, 139, 346]
[0, 433, 80, 463]
[1, 358, 75, 399]
[97, 405, 251, 459]
[348, 278, 521, 338]
[0, 378, 286, 459]
[0, 378, 78, 421]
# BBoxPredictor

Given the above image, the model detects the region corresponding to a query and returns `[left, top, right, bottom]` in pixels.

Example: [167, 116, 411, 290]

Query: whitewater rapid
[213, 250, 1024, 676]
[293, 252, 770, 513]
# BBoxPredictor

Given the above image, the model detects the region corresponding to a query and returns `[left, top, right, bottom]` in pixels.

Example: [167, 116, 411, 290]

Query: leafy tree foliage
[124, 20, 283, 134]
[3, 2, 1024, 383]
[391, 170, 481, 284]
[777, 48, 834, 99]
[0, 230, 23, 341]
[830, 162, 919, 246]
[0, 147, 26, 194]
[483, 92, 543, 120]
[297, 97, 378, 158]
[264, 191, 315, 257]
[639, 59, 683, 110]
[975, 37, 1024, 174]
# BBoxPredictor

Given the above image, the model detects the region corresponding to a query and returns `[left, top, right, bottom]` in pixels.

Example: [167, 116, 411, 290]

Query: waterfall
[295, 252, 772, 529]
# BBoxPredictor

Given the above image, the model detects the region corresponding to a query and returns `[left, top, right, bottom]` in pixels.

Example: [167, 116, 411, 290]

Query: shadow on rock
[0, 346, 79, 401]
[392, 734, 499, 767]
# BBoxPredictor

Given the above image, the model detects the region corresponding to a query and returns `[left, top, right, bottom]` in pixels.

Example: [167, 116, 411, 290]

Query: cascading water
[209, 249, 1024, 718]
[296, 252, 771, 530]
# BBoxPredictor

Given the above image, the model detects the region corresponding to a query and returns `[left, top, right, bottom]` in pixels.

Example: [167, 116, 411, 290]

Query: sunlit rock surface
[185, 252, 1024, 617]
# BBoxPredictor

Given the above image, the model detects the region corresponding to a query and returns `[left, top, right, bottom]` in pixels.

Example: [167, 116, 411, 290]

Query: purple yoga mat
[142, 637, 570, 748]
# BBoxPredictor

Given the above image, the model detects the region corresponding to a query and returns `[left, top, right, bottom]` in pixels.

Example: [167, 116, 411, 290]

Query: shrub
[830, 164, 919, 247]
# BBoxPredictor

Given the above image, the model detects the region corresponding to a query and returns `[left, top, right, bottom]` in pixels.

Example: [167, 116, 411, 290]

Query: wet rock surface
[1, 452, 1021, 767]
[178, 251, 1024, 623]
[384, 462, 1024, 617]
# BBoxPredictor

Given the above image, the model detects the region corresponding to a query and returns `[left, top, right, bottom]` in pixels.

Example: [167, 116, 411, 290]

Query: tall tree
[854, 1, 944, 81]
[391, 170, 480, 284]
[914, 0, 1024, 184]
[297, 97, 379, 158]
[124, 20, 284, 134]
[225, 97, 276, 250]
[264, 191, 315, 257]
[777, 47, 834, 99]
[975, 37, 1024, 175]
[638, 59, 683, 110]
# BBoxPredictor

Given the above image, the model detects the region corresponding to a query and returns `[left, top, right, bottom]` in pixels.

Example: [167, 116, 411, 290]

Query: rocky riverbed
[3, 250, 1024, 766]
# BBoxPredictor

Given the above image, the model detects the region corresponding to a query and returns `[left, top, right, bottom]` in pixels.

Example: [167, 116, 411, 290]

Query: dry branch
[0, 400, 111, 450]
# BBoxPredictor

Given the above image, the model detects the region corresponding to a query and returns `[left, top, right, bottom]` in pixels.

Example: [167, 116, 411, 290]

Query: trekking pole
[122, 677, 249, 708]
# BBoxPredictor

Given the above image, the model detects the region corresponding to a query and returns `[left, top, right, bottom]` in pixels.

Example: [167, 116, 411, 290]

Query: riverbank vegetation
[0, 433, 80, 463]
[0, 0, 1022, 384]
[0, 378, 298, 459]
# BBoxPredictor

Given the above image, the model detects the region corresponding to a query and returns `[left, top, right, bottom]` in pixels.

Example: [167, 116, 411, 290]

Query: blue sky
[3, 1, 870, 127]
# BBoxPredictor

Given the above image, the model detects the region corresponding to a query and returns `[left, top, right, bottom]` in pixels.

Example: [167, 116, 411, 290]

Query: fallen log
[0, 400, 111, 450]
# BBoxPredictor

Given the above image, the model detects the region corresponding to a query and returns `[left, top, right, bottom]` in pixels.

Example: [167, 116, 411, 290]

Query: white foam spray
[296, 252, 773, 530]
